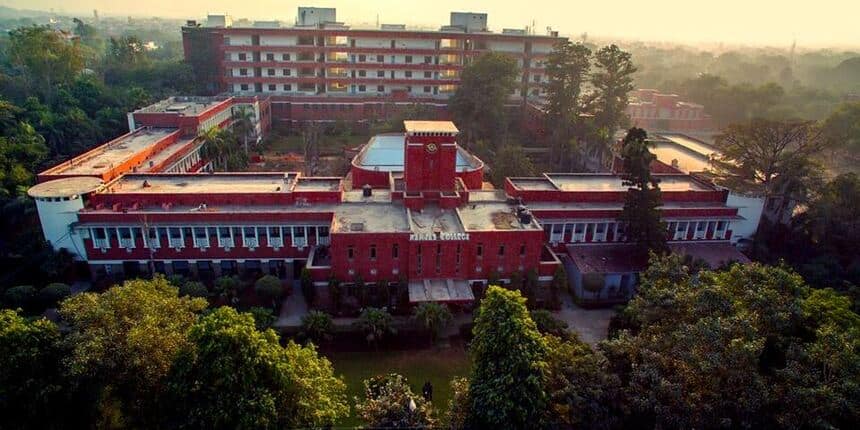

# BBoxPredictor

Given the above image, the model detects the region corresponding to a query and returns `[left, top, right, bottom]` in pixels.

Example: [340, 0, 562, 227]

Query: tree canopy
[449, 52, 519, 146]
[164, 307, 349, 429]
[355, 373, 436, 428]
[469, 286, 548, 428]
[617, 127, 667, 255]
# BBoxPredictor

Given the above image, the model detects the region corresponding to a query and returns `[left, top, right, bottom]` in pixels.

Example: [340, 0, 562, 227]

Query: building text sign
[410, 232, 470, 241]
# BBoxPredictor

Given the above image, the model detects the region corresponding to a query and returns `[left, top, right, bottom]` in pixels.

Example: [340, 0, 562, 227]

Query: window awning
[408, 279, 474, 303]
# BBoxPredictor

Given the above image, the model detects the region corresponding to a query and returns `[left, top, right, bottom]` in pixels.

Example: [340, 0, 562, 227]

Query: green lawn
[263, 134, 370, 155]
[325, 345, 471, 427]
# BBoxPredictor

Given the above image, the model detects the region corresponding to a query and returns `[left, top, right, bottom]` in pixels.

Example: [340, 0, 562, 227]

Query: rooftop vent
[349, 222, 365, 232]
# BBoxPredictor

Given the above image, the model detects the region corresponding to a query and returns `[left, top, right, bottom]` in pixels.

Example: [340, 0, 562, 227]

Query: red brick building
[626, 89, 713, 133]
[29, 120, 748, 306]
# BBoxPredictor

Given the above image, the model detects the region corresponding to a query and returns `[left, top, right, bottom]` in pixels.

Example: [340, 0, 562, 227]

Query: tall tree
[590, 44, 637, 166]
[469, 286, 548, 428]
[712, 119, 826, 222]
[821, 101, 860, 168]
[412, 302, 453, 345]
[164, 307, 348, 429]
[232, 105, 255, 153]
[487, 144, 537, 186]
[450, 52, 519, 146]
[617, 127, 667, 255]
[60, 276, 208, 426]
[544, 41, 593, 170]
[199, 126, 248, 171]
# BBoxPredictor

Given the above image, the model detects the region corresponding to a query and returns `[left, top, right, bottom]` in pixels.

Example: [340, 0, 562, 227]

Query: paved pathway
[554, 292, 616, 346]
[275, 281, 307, 327]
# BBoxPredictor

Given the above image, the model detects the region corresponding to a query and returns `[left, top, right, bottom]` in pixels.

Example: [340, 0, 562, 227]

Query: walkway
[275, 281, 307, 327]
[554, 292, 616, 346]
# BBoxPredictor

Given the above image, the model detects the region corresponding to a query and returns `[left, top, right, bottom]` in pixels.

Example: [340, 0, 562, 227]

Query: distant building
[181, 7, 565, 124]
[626, 89, 713, 133]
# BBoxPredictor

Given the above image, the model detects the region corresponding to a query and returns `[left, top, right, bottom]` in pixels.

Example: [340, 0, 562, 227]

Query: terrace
[456, 202, 541, 231]
[353, 134, 479, 173]
[102, 173, 296, 194]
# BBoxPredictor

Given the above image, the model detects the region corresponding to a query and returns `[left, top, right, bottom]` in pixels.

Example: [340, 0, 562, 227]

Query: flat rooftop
[28, 176, 104, 198]
[332, 203, 410, 233]
[656, 134, 719, 157]
[651, 141, 712, 173]
[103, 173, 295, 194]
[547, 174, 710, 192]
[137, 137, 200, 173]
[46, 128, 177, 176]
[294, 177, 342, 191]
[355, 134, 477, 172]
[457, 202, 541, 231]
[404, 120, 459, 134]
[409, 206, 464, 235]
[133, 97, 225, 116]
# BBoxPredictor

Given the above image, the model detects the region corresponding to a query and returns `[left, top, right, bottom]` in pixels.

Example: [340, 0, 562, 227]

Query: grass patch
[263, 134, 370, 155]
[325, 344, 471, 427]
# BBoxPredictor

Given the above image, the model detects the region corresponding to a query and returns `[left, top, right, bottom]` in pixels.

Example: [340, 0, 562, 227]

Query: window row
[87, 225, 330, 250]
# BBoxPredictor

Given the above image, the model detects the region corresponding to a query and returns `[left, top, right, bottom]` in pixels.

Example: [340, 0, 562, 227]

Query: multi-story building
[29, 118, 750, 306]
[626, 89, 714, 133]
[182, 7, 565, 123]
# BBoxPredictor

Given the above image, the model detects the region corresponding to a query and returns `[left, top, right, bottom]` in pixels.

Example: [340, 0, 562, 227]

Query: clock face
[426, 143, 438, 153]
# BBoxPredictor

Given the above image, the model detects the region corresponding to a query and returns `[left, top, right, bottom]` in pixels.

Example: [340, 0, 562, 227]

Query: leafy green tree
[300, 310, 334, 344]
[469, 286, 548, 428]
[200, 126, 249, 171]
[355, 373, 436, 429]
[0, 116, 49, 198]
[0, 310, 63, 429]
[247, 306, 276, 331]
[617, 128, 667, 255]
[712, 119, 826, 219]
[7, 26, 84, 102]
[590, 44, 637, 165]
[795, 173, 860, 258]
[59, 276, 207, 425]
[106, 36, 148, 67]
[232, 105, 255, 153]
[545, 41, 593, 170]
[178, 280, 209, 298]
[602, 254, 860, 428]
[544, 335, 620, 429]
[487, 144, 536, 187]
[254, 275, 284, 307]
[164, 307, 348, 429]
[450, 52, 519, 145]
[39, 282, 71, 308]
[821, 101, 860, 167]
[413, 302, 453, 344]
[300, 267, 316, 305]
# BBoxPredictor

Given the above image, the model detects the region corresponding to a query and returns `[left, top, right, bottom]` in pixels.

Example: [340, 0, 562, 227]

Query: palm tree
[412, 302, 453, 345]
[199, 126, 248, 171]
[232, 106, 255, 154]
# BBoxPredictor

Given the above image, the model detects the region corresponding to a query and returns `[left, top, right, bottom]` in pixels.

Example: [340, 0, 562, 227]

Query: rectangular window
[520, 244, 526, 256]
[405, 55, 413, 63]
[358, 70, 366, 77]
[377, 85, 384, 92]
[194, 227, 207, 238]
[239, 68, 248, 76]
[498, 245, 506, 256]
[424, 56, 432, 64]
[266, 53, 274, 61]
[392, 244, 399, 259]
[268, 84, 276, 91]
[283, 68, 291, 76]
[370, 245, 377, 260]
[424, 71, 432, 78]
[358, 85, 366, 92]
[282, 53, 290, 61]
[283, 84, 291, 91]
[476, 244, 483, 257]
[269, 227, 281, 237]
[376, 54, 384, 62]
[238, 53, 247, 61]
[697, 221, 706, 231]
[717, 221, 727, 230]
[358, 54, 366, 62]
[347, 246, 355, 260]
[376, 70, 384, 77]
[240, 84, 249, 91]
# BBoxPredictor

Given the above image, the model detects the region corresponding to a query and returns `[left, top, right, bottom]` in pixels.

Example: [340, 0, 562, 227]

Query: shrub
[179, 281, 208, 298]
[248, 306, 276, 330]
[530, 309, 569, 339]
[38, 283, 71, 308]
[413, 302, 453, 343]
[355, 307, 395, 347]
[213, 275, 241, 298]
[4, 286, 36, 310]
[254, 275, 283, 304]
[166, 274, 186, 287]
[300, 310, 334, 344]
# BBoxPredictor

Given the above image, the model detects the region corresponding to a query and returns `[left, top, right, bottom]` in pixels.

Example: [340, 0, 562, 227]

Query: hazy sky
[4, 0, 859, 48]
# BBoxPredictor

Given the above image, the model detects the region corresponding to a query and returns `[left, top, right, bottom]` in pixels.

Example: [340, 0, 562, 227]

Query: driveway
[554, 292, 616, 346]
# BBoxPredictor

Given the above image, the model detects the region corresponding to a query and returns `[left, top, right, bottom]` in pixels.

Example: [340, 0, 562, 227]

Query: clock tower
[403, 121, 459, 194]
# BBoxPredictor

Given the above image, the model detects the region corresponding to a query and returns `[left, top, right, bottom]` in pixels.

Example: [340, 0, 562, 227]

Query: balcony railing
[119, 238, 135, 249]
[146, 238, 160, 249]
[169, 238, 185, 249]
[244, 237, 259, 249]
[93, 238, 110, 249]
[268, 236, 284, 248]
[317, 236, 330, 246]
[219, 237, 235, 249]
[293, 237, 308, 248]
[194, 237, 210, 249]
